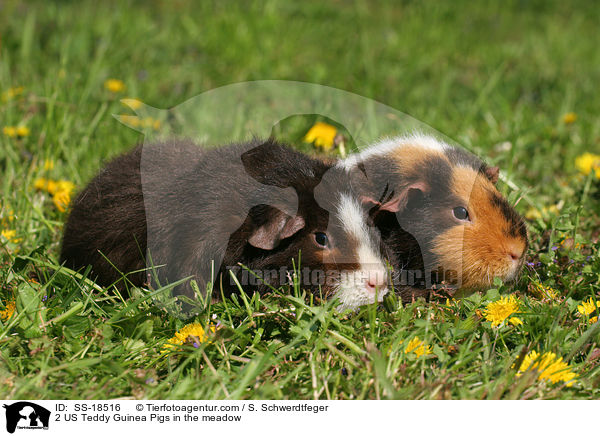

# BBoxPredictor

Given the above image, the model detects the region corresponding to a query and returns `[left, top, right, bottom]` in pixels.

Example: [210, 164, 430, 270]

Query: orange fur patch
[431, 166, 526, 289]
[389, 145, 447, 178]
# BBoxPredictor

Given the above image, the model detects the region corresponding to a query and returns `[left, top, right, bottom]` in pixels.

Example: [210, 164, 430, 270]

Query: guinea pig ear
[362, 181, 428, 213]
[248, 210, 306, 250]
[484, 166, 500, 184]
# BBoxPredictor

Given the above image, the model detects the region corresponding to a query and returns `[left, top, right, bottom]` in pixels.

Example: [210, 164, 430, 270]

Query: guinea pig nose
[507, 247, 524, 261]
[365, 270, 387, 292]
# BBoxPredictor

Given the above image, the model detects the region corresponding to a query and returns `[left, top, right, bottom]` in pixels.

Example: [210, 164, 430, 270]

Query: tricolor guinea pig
[60, 139, 389, 313]
[340, 133, 528, 302]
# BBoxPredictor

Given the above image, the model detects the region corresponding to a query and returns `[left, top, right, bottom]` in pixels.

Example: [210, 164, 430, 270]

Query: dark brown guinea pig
[60, 139, 390, 313]
[339, 133, 528, 302]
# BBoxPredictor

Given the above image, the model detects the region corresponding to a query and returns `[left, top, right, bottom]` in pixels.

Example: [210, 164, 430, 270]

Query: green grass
[1, 0, 600, 399]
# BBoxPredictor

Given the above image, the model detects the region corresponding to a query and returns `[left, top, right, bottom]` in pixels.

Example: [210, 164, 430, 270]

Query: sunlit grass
[1, 0, 599, 399]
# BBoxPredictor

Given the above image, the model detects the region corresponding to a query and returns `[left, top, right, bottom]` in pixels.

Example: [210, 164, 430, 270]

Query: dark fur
[60, 139, 364, 303]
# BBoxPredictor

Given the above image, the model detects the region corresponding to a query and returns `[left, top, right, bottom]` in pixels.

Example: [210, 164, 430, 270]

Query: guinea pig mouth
[499, 253, 526, 284]
[502, 265, 523, 284]
[333, 278, 389, 312]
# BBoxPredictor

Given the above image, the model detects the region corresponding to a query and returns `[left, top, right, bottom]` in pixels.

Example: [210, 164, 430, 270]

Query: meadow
[1, 0, 599, 399]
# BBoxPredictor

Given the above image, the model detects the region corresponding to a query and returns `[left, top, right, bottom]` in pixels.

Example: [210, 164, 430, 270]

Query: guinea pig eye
[314, 232, 329, 248]
[453, 206, 470, 221]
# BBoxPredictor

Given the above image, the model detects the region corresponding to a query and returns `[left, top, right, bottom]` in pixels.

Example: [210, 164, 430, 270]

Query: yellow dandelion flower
[404, 336, 432, 358]
[518, 350, 577, 386]
[531, 282, 559, 300]
[121, 98, 143, 110]
[1, 229, 21, 244]
[525, 208, 542, 220]
[46, 180, 59, 195]
[104, 79, 126, 93]
[11, 86, 25, 97]
[562, 112, 577, 124]
[45, 179, 60, 194]
[577, 298, 600, 318]
[508, 317, 523, 326]
[484, 295, 521, 328]
[43, 160, 55, 171]
[162, 322, 215, 353]
[34, 178, 59, 194]
[0, 299, 16, 322]
[118, 115, 141, 128]
[1, 229, 15, 240]
[55, 180, 76, 195]
[34, 177, 48, 191]
[16, 126, 30, 137]
[545, 205, 560, 215]
[140, 117, 156, 129]
[445, 297, 458, 306]
[122, 117, 161, 131]
[3, 126, 17, 138]
[1, 205, 15, 227]
[2, 86, 24, 101]
[52, 190, 71, 212]
[303, 122, 337, 151]
[525, 204, 560, 221]
[575, 153, 600, 180]
[3, 125, 30, 137]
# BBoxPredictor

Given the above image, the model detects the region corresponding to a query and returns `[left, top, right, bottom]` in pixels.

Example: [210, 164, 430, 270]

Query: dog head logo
[2, 402, 50, 434]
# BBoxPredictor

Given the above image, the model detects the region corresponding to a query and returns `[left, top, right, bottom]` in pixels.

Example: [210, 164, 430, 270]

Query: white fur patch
[338, 132, 449, 171]
[334, 194, 389, 311]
